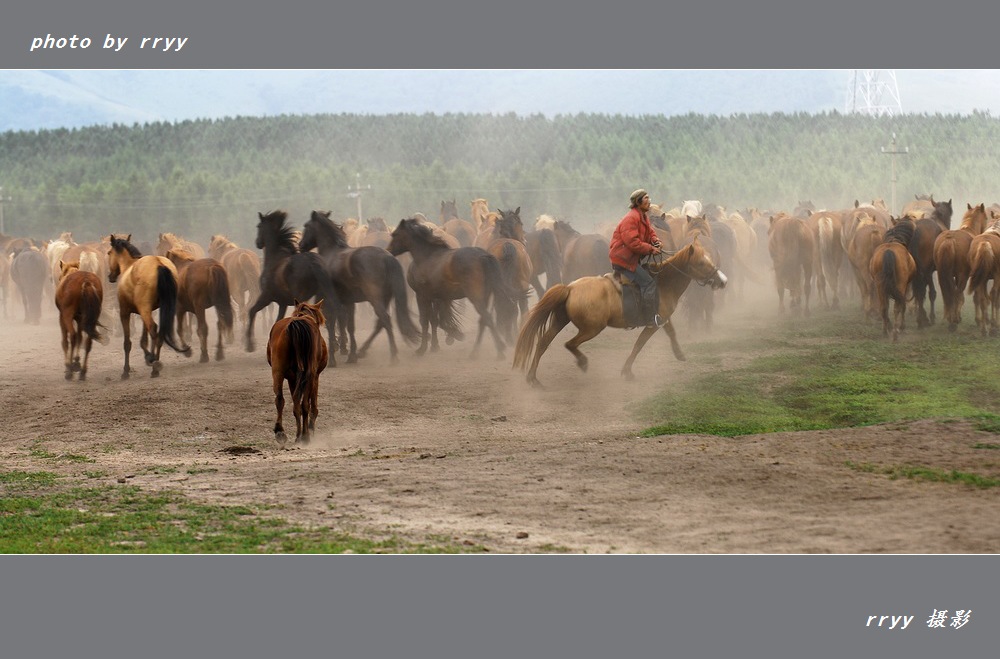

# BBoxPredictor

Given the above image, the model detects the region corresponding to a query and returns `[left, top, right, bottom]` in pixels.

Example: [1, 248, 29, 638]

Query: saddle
[605, 271, 644, 328]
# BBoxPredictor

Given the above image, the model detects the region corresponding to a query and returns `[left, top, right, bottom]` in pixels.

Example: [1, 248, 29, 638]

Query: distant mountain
[1, 70, 997, 132]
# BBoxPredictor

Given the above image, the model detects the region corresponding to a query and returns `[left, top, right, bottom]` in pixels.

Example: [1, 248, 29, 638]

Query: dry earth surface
[2, 288, 999, 554]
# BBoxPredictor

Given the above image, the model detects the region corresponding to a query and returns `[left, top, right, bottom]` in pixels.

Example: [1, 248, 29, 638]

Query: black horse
[245, 210, 341, 366]
[300, 210, 420, 364]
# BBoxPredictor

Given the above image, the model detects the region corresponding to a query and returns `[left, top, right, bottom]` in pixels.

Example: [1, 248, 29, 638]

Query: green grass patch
[0, 471, 59, 489]
[974, 443, 1000, 450]
[0, 484, 479, 554]
[846, 461, 1000, 488]
[638, 313, 1000, 437]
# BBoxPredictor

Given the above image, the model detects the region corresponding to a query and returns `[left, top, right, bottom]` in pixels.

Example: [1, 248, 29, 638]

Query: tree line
[2, 110, 999, 246]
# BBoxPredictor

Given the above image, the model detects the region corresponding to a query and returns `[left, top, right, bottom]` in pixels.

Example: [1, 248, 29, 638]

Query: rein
[644, 251, 719, 287]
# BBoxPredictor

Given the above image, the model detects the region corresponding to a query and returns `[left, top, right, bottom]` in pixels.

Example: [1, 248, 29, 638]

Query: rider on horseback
[609, 189, 664, 328]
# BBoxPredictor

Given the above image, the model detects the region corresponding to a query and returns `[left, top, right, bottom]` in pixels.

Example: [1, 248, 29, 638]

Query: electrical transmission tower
[845, 70, 902, 117]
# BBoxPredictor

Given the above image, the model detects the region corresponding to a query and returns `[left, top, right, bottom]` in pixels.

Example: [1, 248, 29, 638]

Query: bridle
[645, 251, 721, 288]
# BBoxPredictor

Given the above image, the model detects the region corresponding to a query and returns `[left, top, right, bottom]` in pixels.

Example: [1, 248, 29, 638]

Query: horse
[387, 217, 517, 359]
[54, 261, 109, 380]
[208, 234, 264, 330]
[934, 203, 988, 331]
[360, 217, 392, 250]
[870, 219, 917, 342]
[512, 237, 727, 387]
[299, 210, 420, 363]
[551, 220, 611, 283]
[156, 232, 205, 260]
[165, 249, 235, 363]
[485, 208, 534, 339]
[10, 247, 48, 324]
[679, 215, 725, 331]
[245, 210, 341, 367]
[524, 223, 563, 298]
[106, 234, 192, 378]
[767, 214, 814, 315]
[806, 211, 845, 310]
[266, 299, 329, 445]
[908, 197, 952, 328]
[439, 200, 477, 247]
[966, 219, 1000, 336]
[846, 220, 885, 321]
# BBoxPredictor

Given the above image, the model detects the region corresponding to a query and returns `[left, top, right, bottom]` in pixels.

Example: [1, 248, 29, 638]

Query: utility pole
[346, 173, 371, 221]
[0, 186, 11, 235]
[880, 133, 909, 215]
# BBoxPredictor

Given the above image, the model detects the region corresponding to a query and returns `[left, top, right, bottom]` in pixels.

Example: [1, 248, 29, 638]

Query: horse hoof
[347, 354, 358, 364]
[79, 372, 86, 381]
[446, 336, 455, 345]
[675, 352, 687, 362]
[121, 371, 130, 380]
[216, 352, 225, 361]
[65, 371, 73, 380]
[200, 354, 210, 363]
[144, 353, 155, 365]
[275, 431, 287, 444]
[622, 370, 635, 381]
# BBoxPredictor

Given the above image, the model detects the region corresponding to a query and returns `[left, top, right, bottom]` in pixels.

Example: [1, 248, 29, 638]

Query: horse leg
[195, 309, 210, 362]
[79, 334, 93, 381]
[245, 296, 272, 353]
[928, 275, 938, 325]
[59, 312, 73, 379]
[345, 304, 359, 364]
[214, 309, 226, 361]
[291, 376, 305, 442]
[70, 324, 82, 372]
[272, 371, 287, 444]
[428, 301, 442, 353]
[358, 301, 391, 361]
[324, 313, 338, 367]
[471, 300, 505, 361]
[119, 310, 133, 379]
[414, 296, 431, 356]
[621, 326, 660, 380]
[138, 309, 163, 376]
[525, 317, 571, 388]
[564, 325, 603, 375]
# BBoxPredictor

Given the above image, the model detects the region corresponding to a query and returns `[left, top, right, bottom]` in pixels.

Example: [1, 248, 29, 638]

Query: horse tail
[287, 318, 316, 403]
[210, 264, 235, 336]
[80, 279, 110, 346]
[387, 256, 420, 346]
[512, 284, 571, 371]
[539, 229, 562, 287]
[879, 249, 906, 306]
[156, 265, 192, 354]
[968, 241, 995, 294]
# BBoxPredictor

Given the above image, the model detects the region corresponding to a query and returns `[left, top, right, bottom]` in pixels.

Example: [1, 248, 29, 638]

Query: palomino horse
[55, 261, 109, 380]
[156, 232, 205, 260]
[806, 211, 845, 310]
[10, 247, 48, 324]
[485, 208, 533, 339]
[870, 219, 917, 342]
[300, 210, 420, 363]
[767, 214, 815, 316]
[934, 203, 988, 331]
[551, 220, 611, 282]
[439, 200, 477, 247]
[388, 217, 518, 359]
[208, 234, 264, 330]
[165, 249, 235, 363]
[267, 299, 329, 445]
[513, 237, 727, 386]
[106, 235, 192, 378]
[246, 210, 340, 366]
[966, 218, 1000, 336]
[908, 197, 952, 328]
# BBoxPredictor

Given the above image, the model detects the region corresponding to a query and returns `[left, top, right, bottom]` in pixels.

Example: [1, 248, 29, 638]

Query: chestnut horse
[165, 249, 235, 363]
[439, 200, 477, 247]
[767, 214, 815, 315]
[55, 261, 109, 380]
[267, 300, 329, 445]
[513, 237, 727, 387]
[908, 197, 952, 328]
[208, 234, 263, 331]
[870, 219, 916, 342]
[106, 234, 192, 378]
[934, 203, 987, 331]
[846, 220, 885, 321]
[387, 217, 517, 359]
[966, 218, 1000, 336]
[551, 220, 611, 283]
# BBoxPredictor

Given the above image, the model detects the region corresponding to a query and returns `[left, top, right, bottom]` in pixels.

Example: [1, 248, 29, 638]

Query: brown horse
[266, 299, 329, 445]
[107, 234, 192, 378]
[208, 234, 263, 330]
[486, 208, 534, 339]
[513, 237, 726, 386]
[156, 232, 205, 260]
[934, 203, 987, 331]
[165, 249, 235, 363]
[767, 214, 814, 315]
[966, 219, 1000, 336]
[55, 261, 109, 380]
[245, 210, 341, 366]
[387, 217, 518, 359]
[10, 247, 48, 324]
[806, 211, 845, 310]
[678, 215, 725, 331]
[846, 220, 885, 321]
[870, 219, 917, 342]
[524, 225, 563, 298]
[551, 220, 611, 283]
[908, 197, 952, 328]
[439, 200, 477, 247]
[299, 210, 420, 363]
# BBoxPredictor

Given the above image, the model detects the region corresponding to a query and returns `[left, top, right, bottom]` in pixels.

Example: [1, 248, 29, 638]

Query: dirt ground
[2, 287, 999, 554]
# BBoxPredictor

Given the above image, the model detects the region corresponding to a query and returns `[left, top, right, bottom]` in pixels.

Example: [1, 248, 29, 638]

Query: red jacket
[609, 207, 659, 271]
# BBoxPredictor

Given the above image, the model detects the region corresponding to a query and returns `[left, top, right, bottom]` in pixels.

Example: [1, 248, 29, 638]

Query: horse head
[441, 199, 459, 222]
[663, 237, 727, 290]
[256, 210, 297, 252]
[497, 208, 525, 241]
[106, 233, 138, 283]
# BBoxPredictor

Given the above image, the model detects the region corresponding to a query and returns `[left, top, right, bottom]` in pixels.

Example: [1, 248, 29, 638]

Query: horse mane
[883, 219, 915, 245]
[166, 247, 195, 262]
[403, 217, 453, 249]
[553, 220, 579, 236]
[535, 214, 556, 231]
[985, 218, 1000, 236]
[110, 235, 142, 258]
[259, 210, 300, 253]
[308, 210, 350, 248]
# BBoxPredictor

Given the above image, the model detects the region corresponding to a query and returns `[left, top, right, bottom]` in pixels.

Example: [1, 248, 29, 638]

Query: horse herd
[2, 194, 994, 444]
